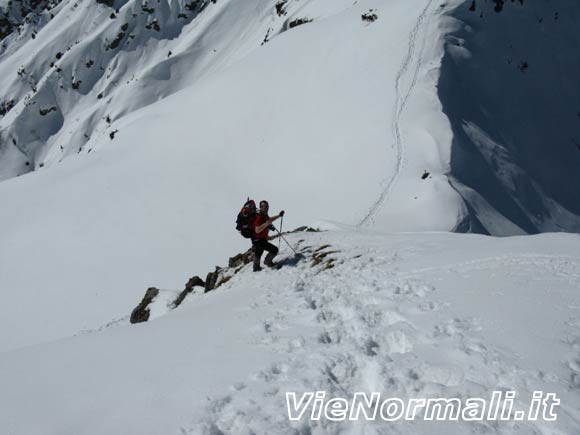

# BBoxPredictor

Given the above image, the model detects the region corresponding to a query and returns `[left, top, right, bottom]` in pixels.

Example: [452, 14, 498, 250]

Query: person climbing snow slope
[252, 200, 284, 272]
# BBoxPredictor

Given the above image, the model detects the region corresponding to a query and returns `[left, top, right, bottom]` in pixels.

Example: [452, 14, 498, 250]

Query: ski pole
[278, 214, 284, 250]
[274, 227, 298, 256]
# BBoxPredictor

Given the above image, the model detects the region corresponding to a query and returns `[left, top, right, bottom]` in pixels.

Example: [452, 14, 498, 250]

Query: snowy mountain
[440, 0, 580, 235]
[0, 0, 283, 178]
[1, 0, 579, 232]
[0, 0, 579, 433]
[0, 0, 460, 352]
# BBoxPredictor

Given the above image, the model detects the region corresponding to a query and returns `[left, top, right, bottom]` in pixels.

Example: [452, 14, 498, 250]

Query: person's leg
[263, 241, 279, 267]
[253, 240, 265, 271]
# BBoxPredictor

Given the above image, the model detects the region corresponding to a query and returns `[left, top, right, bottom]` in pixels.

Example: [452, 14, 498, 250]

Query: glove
[279, 210, 285, 217]
[269, 224, 276, 231]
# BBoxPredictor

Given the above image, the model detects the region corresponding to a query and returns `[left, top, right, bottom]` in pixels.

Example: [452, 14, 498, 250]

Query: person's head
[259, 200, 269, 213]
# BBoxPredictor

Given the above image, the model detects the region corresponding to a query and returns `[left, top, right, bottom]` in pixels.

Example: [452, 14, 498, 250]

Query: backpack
[236, 199, 257, 238]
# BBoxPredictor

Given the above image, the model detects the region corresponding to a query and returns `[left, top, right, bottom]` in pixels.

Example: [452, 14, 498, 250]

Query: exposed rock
[96, 0, 115, 8]
[130, 287, 159, 324]
[0, 99, 15, 116]
[290, 225, 319, 233]
[261, 28, 272, 46]
[311, 248, 339, 267]
[145, 20, 160, 32]
[361, 10, 378, 23]
[141, 3, 155, 13]
[275, 0, 287, 17]
[108, 25, 128, 50]
[288, 18, 312, 29]
[204, 266, 222, 293]
[228, 248, 254, 268]
[130, 228, 333, 324]
[173, 276, 205, 307]
[39, 106, 57, 116]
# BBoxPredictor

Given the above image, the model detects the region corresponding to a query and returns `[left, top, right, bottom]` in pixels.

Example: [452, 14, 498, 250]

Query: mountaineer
[235, 199, 284, 271]
[252, 200, 284, 271]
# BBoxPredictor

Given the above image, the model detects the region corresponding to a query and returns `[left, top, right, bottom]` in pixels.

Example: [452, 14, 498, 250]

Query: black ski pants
[252, 238, 278, 268]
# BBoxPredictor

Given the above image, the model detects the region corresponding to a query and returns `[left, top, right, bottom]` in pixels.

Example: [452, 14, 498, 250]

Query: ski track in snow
[181, 245, 580, 434]
[359, 0, 435, 227]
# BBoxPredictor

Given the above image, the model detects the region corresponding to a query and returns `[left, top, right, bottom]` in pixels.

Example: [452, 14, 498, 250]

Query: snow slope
[0, 0, 351, 179]
[0, 0, 466, 352]
[0, 1, 579, 433]
[439, 0, 580, 235]
[1, 229, 579, 435]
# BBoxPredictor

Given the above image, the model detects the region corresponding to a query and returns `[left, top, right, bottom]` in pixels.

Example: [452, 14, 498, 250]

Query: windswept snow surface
[1, 229, 579, 435]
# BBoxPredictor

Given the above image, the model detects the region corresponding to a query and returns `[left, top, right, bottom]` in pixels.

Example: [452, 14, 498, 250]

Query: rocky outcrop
[129, 287, 159, 324]
[173, 276, 205, 307]
[228, 248, 254, 269]
[129, 226, 321, 323]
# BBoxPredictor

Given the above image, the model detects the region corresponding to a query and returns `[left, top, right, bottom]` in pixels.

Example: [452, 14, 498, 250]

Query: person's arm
[255, 212, 284, 234]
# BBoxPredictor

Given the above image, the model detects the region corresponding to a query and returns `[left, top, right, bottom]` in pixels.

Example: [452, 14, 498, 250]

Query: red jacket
[253, 213, 270, 239]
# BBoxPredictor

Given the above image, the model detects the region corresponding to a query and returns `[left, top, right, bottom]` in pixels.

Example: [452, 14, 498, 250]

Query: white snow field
[0, 0, 465, 352]
[1, 229, 580, 435]
[0, 0, 579, 433]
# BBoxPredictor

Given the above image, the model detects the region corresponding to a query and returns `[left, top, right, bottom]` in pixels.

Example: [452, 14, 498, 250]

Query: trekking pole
[278, 214, 284, 250]
[274, 227, 298, 256]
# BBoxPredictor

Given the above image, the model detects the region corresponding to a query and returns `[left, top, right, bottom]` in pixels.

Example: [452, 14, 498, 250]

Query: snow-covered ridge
[128, 226, 323, 324]
[1, 0, 578, 234]
[0, 0, 355, 179]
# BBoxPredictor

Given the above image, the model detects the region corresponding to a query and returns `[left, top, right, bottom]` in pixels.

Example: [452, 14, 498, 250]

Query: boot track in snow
[359, 0, 435, 227]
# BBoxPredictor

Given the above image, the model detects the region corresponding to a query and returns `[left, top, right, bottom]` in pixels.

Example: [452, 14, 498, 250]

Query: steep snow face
[438, 0, 580, 235]
[1, 229, 579, 435]
[0, 0, 465, 352]
[0, 0, 360, 180]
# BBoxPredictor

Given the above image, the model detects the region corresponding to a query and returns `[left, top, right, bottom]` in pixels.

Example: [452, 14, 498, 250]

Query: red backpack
[236, 199, 257, 238]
